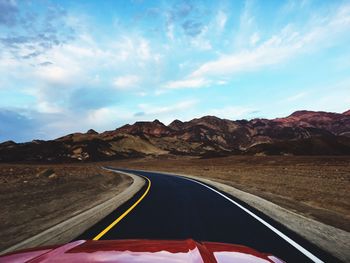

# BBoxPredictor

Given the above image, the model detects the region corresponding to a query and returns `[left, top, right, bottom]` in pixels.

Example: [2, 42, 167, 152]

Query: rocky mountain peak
[168, 119, 184, 131]
[153, 119, 162, 124]
[115, 119, 170, 137]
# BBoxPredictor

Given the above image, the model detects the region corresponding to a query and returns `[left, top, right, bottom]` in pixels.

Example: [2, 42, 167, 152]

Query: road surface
[77, 168, 340, 262]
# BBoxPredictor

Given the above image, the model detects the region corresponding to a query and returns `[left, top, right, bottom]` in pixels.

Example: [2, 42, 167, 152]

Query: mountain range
[1, 109, 350, 162]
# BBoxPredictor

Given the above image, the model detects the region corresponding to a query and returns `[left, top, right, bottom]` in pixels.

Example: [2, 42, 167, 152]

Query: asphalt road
[77, 168, 340, 263]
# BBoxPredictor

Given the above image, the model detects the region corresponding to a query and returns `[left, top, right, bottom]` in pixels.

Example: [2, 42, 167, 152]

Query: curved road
[76, 168, 340, 263]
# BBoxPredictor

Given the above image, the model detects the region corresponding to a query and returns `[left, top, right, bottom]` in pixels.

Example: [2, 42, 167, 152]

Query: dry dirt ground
[0, 164, 132, 251]
[105, 155, 350, 232]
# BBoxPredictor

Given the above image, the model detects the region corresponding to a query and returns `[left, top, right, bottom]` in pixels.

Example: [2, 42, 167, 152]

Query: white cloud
[216, 11, 227, 31]
[185, 24, 213, 51]
[113, 75, 140, 90]
[234, 0, 257, 48]
[285, 92, 307, 102]
[189, 4, 350, 79]
[15, 30, 162, 100]
[35, 65, 80, 86]
[135, 91, 147, 97]
[112, 36, 157, 63]
[164, 78, 209, 89]
[138, 99, 197, 115]
[216, 80, 228, 85]
[86, 107, 132, 127]
[138, 39, 151, 60]
[249, 32, 260, 46]
[166, 23, 175, 41]
[280, 0, 310, 16]
[36, 101, 64, 114]
[190, 38, 212, 51]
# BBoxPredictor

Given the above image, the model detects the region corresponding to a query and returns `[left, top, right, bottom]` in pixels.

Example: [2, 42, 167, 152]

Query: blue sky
[1, 0, 350, 142]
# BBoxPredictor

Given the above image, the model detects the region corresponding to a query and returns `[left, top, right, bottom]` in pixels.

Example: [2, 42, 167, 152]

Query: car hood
[1, 239, 285, 263]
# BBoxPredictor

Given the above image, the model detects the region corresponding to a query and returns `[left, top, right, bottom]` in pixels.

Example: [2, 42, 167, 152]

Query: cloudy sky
[1, 0, 350, 142]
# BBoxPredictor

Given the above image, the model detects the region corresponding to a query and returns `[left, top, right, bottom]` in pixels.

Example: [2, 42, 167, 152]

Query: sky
[0, 0, 350, 142]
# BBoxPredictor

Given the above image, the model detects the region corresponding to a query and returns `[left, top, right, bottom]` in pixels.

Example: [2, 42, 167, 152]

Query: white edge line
[179, 176, 324, 263]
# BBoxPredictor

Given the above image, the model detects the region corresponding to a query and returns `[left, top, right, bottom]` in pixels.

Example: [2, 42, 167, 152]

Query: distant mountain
[343, 109, 350, 116]
[1, 109, 350, 162]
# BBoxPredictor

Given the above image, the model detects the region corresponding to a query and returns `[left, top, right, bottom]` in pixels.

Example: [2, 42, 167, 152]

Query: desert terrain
[0, 164, 132, 251]
[1, 155, 349, 252]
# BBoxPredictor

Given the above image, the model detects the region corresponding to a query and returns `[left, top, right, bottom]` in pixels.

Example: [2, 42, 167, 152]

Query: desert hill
[1, 109, 350, 162]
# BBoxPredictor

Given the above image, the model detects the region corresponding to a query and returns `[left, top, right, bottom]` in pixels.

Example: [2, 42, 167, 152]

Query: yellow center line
[93, 175, 151, 240]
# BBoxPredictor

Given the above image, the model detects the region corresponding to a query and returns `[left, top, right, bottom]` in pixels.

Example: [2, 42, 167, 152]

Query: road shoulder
[0, 170, 145, 255]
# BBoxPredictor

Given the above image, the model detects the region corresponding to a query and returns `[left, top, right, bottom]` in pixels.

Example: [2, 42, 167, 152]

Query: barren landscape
[0, 165, 132, 251]
[1, 110, 350, 259]
[2, 154, 348, 250]
[1, 1, 349, 261]
[1, 155, 349, 262]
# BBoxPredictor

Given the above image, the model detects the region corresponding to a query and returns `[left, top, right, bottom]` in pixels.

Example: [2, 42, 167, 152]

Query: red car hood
[1, 239, 285, 263]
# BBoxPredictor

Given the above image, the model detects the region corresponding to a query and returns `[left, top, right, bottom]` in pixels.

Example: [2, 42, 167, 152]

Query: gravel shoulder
[182, 173, 350, 263]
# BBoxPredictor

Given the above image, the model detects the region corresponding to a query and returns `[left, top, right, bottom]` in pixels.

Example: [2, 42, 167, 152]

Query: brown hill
[168, 119, 184, 131]
[0, 109, 349, 162]
[343, 109, 350, 116]
[114, 119, 172, 137]
[274, 110, 350, 135]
